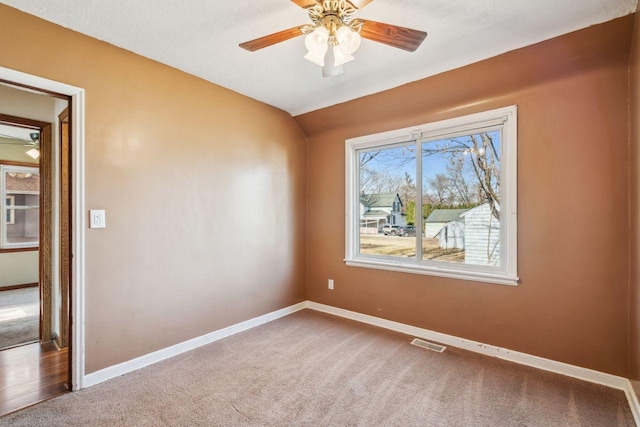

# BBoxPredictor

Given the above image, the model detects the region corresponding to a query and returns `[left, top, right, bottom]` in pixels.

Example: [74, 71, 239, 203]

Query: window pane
[6, 193, 39, 208]
[421, 131, 501, 266]
[6, 207, 39, 245]
[358, 144, 416, 258]
[2, 168, 40, 248]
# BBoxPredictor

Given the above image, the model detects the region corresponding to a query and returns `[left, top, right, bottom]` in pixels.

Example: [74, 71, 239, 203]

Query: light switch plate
[89, 210, 106, 229]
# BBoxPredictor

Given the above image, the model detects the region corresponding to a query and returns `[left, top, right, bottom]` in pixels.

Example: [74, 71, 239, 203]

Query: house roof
[362, 210, 388, 218]
[460, 202, 500, 217]
[425, 209, 468, 223]
[6, 172, 39, 192]
[360, 193, 400, 208]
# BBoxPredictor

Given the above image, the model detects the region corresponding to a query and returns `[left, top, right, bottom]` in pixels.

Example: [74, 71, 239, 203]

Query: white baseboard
[83, 301, 307, 388]
[306, 301, 640, 426]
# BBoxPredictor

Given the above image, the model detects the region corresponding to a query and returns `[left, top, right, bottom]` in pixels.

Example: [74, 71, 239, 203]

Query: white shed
[460, 203, 500, 266]
[424, 209, 468, 238]
[437, 220, 465, 250]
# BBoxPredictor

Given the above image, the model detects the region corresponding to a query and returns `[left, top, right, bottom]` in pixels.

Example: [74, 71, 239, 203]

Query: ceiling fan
[0, 132, 41, 159]
[239, 0, 427, 77]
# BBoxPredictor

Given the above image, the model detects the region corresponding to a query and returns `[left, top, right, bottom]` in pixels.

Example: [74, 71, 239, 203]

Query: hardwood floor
[0, 342, 69, 417]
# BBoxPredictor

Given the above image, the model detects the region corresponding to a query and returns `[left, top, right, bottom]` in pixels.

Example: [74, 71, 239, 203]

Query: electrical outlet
[328, 279, 334, 290]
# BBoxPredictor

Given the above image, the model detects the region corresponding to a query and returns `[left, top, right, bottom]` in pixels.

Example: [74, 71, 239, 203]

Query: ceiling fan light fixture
[26, 148, 40, 160]
[322, 46, 344, 78]
[304, 26, 329, 66]
[304, 50, 326, 66]
[332, 45, 354, 67]
[305, 27, 329, 54]
[239, 0, 428, 77]
[336, 25, 361, 55]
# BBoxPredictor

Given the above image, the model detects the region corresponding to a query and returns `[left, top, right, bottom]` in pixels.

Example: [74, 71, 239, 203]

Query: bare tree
[359, 147, 416, 196]
[468, 133, 500, 220]
[445, 157, 473, 205]
[422, 132, 500, 219]
[427, 174, 454, 205]
[398, 172, 416, 207]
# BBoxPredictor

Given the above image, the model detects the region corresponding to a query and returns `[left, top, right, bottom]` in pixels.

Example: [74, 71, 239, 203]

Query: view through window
[1, 165, 40, 248]
[347, 106, 517, 285]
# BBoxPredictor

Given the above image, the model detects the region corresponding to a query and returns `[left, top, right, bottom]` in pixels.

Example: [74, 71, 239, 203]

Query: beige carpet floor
[1, 309, 635, 426]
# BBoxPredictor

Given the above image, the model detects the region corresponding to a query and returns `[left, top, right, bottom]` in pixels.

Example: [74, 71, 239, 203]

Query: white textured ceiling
[1, 0, 637, 116]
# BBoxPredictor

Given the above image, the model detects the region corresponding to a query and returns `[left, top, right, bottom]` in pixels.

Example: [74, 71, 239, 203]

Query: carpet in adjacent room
[0, 287, 39, 350]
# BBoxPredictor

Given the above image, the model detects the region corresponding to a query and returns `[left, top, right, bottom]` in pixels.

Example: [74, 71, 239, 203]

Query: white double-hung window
[0, 164, 40, 249]
[345, 106, 518, 285]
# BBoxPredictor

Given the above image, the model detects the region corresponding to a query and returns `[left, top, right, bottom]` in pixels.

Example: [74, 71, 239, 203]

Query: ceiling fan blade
[239, 26, 307, 52]
[359, 20, 427, 52]
[347, 0, 375, 9]
[290, 0, 317, 8]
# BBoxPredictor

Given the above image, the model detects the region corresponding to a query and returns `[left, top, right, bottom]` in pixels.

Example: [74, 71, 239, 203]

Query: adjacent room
[0, 0, 639, 425]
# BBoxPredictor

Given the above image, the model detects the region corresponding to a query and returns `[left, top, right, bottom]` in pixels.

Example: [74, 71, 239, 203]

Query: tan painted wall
[0, 251, 38, 287]
[630, 13, 640, 386]
[0, 5, 307, 373]
[297, 16, 634, 376]
[0, 141, 39, 164]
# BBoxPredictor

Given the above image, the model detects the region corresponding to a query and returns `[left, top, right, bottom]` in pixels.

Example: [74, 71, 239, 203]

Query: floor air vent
[411, 338, 446, 353]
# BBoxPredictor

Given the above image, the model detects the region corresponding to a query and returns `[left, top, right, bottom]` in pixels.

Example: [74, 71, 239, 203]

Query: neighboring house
[424, 209, 468, 238]
[360, 193, 405, 233]
[460, 203, 500, 266]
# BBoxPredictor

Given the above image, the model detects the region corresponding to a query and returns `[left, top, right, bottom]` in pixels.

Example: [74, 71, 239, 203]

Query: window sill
[0, 246, 39, 254]
[344, 258, 519, 286]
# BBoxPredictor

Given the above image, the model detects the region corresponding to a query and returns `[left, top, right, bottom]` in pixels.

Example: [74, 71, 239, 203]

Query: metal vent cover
[411, 338, 446, 353]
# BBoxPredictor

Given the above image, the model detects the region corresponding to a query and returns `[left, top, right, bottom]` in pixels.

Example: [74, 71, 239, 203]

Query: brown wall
[0, 5, 307, 373]
[0, 3, 636, 380]
[297, 16, 634, 376]
[630, 13, 640, 385]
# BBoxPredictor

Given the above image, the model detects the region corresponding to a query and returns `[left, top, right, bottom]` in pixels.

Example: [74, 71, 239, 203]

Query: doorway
[0, 84, 71, 415]
[0, 121, 44, 351]
[0, 65, 85, 396]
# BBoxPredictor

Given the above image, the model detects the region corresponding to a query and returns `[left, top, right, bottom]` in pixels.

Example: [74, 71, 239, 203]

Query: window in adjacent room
[0, 164, 40, 249]
[345, 106, 518, 285]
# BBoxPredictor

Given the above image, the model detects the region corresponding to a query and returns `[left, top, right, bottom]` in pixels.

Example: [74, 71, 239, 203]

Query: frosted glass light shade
[304, 51, 326, 66]
[304, 27, 329, 66]
[332, 45, 354, 67]
[305, 27, 329, 55]
[336, 26, 361, 55]
[322, 46, 344, 78]
[26, 148, 40, 160]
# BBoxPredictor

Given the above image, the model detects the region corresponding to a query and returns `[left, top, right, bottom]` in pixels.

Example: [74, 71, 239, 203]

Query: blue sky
[359, 130, 501, 191]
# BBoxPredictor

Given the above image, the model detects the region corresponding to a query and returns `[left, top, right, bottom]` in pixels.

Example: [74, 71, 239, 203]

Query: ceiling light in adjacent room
[26, 148, 40, 160]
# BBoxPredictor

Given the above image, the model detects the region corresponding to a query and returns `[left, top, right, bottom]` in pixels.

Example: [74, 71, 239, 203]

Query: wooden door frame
[0, 114, 53, 343]
[57, 107, 70, 350]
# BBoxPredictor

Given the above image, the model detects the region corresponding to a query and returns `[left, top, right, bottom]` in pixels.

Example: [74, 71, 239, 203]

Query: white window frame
[345, 106, 518, 286]
[1, 164, 40, 249]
